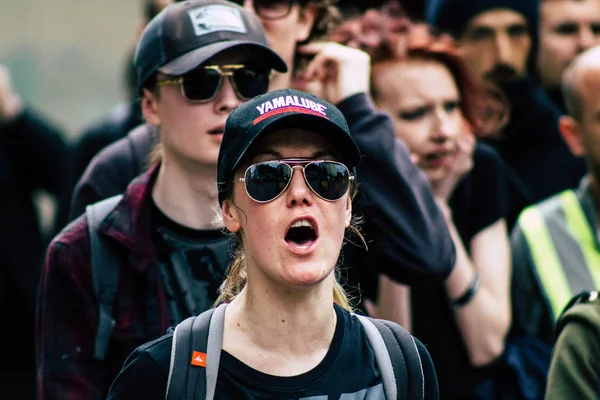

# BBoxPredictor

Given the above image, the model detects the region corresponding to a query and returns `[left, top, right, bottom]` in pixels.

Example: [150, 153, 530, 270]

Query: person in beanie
[426, 0, 587, 203]
[36, 1, 286, 399]
[106, 88, 439, 400]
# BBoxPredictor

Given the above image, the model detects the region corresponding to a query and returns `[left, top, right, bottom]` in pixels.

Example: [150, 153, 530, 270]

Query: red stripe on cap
[253, 106, 329, 125]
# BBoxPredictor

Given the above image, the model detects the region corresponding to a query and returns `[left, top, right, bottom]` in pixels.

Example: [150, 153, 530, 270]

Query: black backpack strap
[86, 194, 123, 360]
[380, 320, 425, 400]
[357, 315, 425, 400]
[356, 315, 401, 399]
[166, 304, 228, 400]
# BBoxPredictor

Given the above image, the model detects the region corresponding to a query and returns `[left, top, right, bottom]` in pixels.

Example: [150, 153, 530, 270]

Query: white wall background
[0, 0, 144, 139]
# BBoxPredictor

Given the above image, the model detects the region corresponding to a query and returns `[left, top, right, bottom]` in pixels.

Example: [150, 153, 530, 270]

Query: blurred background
[0, 0, 140, 139]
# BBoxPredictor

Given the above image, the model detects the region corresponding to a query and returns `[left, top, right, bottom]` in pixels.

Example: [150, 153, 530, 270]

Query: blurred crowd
[4, 0, 600, 398]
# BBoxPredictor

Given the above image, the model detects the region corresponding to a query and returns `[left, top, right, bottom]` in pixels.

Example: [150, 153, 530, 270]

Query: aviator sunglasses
[155, 64, 270, 102]
[239, 158, 354, 203]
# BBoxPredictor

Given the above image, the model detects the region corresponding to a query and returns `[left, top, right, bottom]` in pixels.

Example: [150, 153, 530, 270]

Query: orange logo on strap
[191, 351, 207, 367]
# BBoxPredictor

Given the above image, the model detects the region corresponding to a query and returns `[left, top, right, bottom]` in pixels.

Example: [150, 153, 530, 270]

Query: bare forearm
[373, 276, 412, 332]
[445, 217, 510, 366]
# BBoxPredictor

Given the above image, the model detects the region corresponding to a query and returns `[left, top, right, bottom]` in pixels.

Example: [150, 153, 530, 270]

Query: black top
[151, 200, 235, 323]
[107, 305, 439, 399]
[411, 143, 510, 399]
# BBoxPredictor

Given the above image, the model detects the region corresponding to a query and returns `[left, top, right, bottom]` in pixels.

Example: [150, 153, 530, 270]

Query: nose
[494, 33, 513, 65]
[577, 25, 598, 52]
[286, 168, 313, 206]
[431, 107, 456, 143]
[213, 77, 243, 114]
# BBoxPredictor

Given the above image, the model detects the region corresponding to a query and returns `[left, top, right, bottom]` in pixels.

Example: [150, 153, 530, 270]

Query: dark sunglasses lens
[245, 162, 292, 202]
[181, 69, 221, 101]
[304, 162, 350, 201]
[254, 0, 293, 19]
[233, 68, 270, 99]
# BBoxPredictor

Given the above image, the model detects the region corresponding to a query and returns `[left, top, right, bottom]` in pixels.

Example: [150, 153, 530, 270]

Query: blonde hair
[215, 184, 364, 311]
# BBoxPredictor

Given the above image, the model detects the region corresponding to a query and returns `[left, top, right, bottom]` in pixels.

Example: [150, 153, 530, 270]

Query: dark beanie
[425, 0, 539, 38]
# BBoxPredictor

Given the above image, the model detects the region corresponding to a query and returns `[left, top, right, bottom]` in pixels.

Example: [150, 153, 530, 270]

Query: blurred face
[239, 0, 316, 89]
[223, 129, 352, 290]
[458, 9, 532, 81]
[373, 59, 465, 181]
[142, 52, 262, 168]
[537, 0, 600, 91]
[573, 69, 600, 172]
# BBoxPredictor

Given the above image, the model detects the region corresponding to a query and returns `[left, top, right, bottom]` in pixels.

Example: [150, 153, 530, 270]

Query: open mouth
[422, 149, 455, 166]
[285, 219, 318, 249]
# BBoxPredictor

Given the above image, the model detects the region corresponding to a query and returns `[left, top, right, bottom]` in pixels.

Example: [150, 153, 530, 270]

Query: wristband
[450, 273, 480, 311]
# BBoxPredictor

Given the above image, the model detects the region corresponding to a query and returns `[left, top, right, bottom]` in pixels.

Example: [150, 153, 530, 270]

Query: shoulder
[517, 190, 571, 227]
[131, 332, 174, 370]
[48, 213, 90, 254]
[557, 291, 600, 335]
[107, 333, 173, 400]
[89, 132, 139, 171]
[469, 142, 507, 185]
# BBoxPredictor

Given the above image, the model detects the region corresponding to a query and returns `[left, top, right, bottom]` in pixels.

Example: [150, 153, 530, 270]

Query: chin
[283, 262, 335, 288]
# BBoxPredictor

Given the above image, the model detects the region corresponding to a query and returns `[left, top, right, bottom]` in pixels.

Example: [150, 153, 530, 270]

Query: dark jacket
[0, 108, 69, 398]
[69, 123, 159, 220]
[546, 292, 600, 400]
[487, 77, 586, 202]
[38, 166, 172, 400]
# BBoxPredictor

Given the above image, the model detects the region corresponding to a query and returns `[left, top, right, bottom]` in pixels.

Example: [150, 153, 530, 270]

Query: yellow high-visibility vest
[519, 190, 600, 321]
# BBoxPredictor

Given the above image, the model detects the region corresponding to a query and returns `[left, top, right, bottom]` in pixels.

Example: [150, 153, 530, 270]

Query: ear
[344, 195, 352, 228]
[295, 3, 318, 43]
[141, 88, 161, 127]
[221, 199, 242, 233]
[559, 115, 586, 157]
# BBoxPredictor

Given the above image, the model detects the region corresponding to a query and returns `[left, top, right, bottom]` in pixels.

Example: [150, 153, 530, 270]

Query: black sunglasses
[155, 64, 270, 102]
[229, 0, 296, 20]
[239, 158, 354, 203]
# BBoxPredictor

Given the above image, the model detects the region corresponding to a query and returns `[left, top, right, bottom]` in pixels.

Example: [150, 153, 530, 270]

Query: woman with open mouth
[106, 88, 440, 399]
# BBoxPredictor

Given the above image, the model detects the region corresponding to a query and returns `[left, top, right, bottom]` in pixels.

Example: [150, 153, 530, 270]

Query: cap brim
[234, 113, 361, 172]
[158, 40, 288, 76]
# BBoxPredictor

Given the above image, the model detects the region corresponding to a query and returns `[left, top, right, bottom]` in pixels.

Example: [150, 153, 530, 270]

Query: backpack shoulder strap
[379, 320, 425, 400]
[356, 315, 425, 400]
[166, 303, 228, 400]
[356, 314, 401, 399]
[86, 194, 123, 360]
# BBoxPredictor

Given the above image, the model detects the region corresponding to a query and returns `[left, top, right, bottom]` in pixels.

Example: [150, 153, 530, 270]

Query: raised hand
[294, 42, 370, 105]
[428, 129, 475, 203]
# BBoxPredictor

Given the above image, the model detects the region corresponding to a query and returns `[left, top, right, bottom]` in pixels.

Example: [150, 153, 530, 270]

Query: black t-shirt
[108, 305, 438, 399]
[151, 200, 235, 325]
[411, 143, 510, 398]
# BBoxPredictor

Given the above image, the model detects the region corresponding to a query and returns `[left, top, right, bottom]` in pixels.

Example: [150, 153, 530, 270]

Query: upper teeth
[291, 219, 314, 229]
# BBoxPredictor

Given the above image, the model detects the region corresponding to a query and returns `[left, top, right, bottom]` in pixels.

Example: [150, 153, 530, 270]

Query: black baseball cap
[134, 0, 287, 89]
[217, 89, 361, 205]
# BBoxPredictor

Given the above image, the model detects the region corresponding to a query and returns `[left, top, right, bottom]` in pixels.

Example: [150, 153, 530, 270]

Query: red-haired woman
[331, 10, 513, 399]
